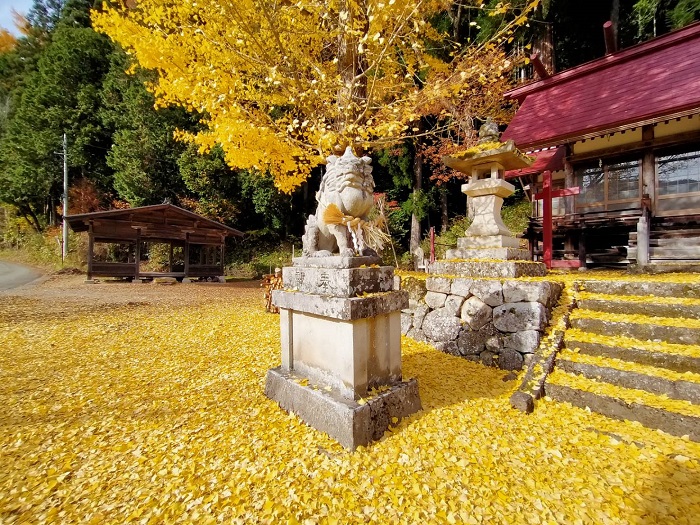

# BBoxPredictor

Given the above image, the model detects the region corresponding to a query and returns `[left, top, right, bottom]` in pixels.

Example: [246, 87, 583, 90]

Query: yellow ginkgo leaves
[1, 276, 700, 523]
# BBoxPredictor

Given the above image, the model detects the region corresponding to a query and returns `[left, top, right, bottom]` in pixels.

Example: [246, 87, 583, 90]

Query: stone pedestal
[447, 237, 531, 261]
[265, 256, 422, 449]
[437, 145, 547, 277]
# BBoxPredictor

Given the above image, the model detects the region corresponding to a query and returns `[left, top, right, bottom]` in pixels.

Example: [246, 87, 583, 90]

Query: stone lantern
[443, 140, 532, 260]
[430, 137, 546, 278]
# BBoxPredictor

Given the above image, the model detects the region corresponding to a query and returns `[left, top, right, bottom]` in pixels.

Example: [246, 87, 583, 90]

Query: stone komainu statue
[303, 146, 376, 258]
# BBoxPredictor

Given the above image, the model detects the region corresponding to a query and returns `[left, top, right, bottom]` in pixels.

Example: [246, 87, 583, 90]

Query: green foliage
[27, 0, 66, 33]
[668, 0, 700, 27]
[178, 145, 240, 223]
[0, 9, 113, 230]
[0, 205, 86, 269]
[502, 196, 531, 236]
[227, 240, 296, 279]
[421, 196, 531, 259]
[401, 188, 432, 222]
[376, 144, 413, 190]
[386, 206, 411, 245]
[422, 215, 471, 259]
[239, 170, 294, 237]
[100, 48, 190, 206]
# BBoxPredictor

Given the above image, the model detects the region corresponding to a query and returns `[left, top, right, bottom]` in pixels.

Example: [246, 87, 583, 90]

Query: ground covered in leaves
[1, 274, 699, 524]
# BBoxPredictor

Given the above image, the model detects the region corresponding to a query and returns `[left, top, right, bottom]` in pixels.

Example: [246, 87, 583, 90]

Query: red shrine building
[503, 21, 700, 268]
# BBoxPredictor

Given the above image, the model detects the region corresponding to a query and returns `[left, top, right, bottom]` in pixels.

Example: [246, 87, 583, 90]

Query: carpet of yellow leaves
[560, 348, 700, 385]
[547, 370, 700, 419]
[576, 291, 700, 307]
[570, 309, 700, 329]
[565, 327, 700, 359]
[2, 277, 700, 524]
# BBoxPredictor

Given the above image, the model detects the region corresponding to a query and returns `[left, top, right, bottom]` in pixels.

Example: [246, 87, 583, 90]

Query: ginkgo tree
[94, 0, 539, 192]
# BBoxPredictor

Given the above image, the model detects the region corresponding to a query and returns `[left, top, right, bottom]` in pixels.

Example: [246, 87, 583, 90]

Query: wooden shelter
[66, 204, 243, 281]
[503, 22, 700, 267]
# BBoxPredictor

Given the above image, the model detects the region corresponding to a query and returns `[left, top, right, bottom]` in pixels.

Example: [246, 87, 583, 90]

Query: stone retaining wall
[401, 276, 562, 370]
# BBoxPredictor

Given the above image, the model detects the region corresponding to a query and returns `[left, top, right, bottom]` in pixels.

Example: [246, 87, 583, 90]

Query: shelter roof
[66, 204, 243, 244]
[502, 22, 700, 150]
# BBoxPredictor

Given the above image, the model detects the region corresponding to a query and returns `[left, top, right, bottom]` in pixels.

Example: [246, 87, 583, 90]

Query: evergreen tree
[0, 0, 112, 230]
[100, 48, 190, 206]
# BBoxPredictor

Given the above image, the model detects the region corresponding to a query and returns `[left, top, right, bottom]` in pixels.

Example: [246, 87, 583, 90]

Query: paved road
[0, 261, 42, 291]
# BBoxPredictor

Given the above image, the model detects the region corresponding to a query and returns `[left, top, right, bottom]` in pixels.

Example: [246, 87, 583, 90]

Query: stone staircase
[545, 280, 700, 441]
[628, 227, 700, 264]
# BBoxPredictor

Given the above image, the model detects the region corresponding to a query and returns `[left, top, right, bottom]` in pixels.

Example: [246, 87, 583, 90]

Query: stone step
[556, 350, 700, 404]
[545, 370, 700, 441]
[631, 228, 700, 240]
[564, 333, 700, 375]
[630, 235, 700, 247]
[580, 280, 700, 299]
[576, 297, 700, 319]
[628, 247, 700, 259]
[570, 312, 700, 346]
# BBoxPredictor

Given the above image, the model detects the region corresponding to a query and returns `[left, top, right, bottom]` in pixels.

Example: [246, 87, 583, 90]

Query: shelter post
[184, 232, 190, 279]
[87, 221, 94, 281]
[134, 227, 141, 281]
[219, 237, 225, 275]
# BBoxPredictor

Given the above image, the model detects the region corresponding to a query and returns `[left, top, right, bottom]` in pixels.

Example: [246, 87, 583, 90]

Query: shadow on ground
[402, 343, 516, 412]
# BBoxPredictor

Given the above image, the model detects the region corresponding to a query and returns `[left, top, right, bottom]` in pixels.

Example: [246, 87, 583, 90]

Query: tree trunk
[533, 21, 555, 74]
[410, 147, 423, 254]
[451, 2, 463, 42]
[440, 188, 448, 233]
[337, 1, 368, 133]
[20, 205, 42, 233]
[611, 0, 620, 36]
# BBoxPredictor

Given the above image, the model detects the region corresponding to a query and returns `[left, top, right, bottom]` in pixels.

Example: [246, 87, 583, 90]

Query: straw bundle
[322, 203, 391, 253]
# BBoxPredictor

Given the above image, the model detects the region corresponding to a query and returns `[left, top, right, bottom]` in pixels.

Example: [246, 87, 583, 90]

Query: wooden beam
[534, 187, 580, 200]
[533, 172, 581, 269]
[550, 259, 582, 268]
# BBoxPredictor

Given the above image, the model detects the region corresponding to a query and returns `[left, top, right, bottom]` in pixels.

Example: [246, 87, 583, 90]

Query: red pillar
[542, 170, 553, 269]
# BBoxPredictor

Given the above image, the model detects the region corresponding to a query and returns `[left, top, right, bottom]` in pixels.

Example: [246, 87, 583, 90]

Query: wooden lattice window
[657, 148, 700, 196]
[574, 157, 641, 211]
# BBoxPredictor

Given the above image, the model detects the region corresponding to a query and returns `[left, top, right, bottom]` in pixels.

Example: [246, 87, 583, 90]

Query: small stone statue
[302, 146, 376, 257]
[478, 117, 500, 145]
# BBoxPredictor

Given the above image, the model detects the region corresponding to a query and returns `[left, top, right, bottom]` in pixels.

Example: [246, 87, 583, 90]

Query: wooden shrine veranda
[66, 204, 243, 281]
[503, 21, 700, 268]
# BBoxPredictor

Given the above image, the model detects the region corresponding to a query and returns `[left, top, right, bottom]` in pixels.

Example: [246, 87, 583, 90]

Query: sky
[0, 0, 34, 35]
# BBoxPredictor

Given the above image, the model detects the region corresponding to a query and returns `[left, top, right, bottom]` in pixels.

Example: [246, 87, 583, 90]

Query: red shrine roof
[505, 147, 565, 178]
[502, 22, 700, 150]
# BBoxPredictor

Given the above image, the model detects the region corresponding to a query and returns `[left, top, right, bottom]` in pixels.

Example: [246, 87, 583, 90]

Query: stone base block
[292, 255, 382, 269]
[272, 289, 408, 320]
[457, 235, 521, 249]
[445, 248, 531, 261]
[265, 367, 422, 450]
[283, 265, 395, 297]
[428, 260, 547, 278]
[154, 277, 177, 285]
